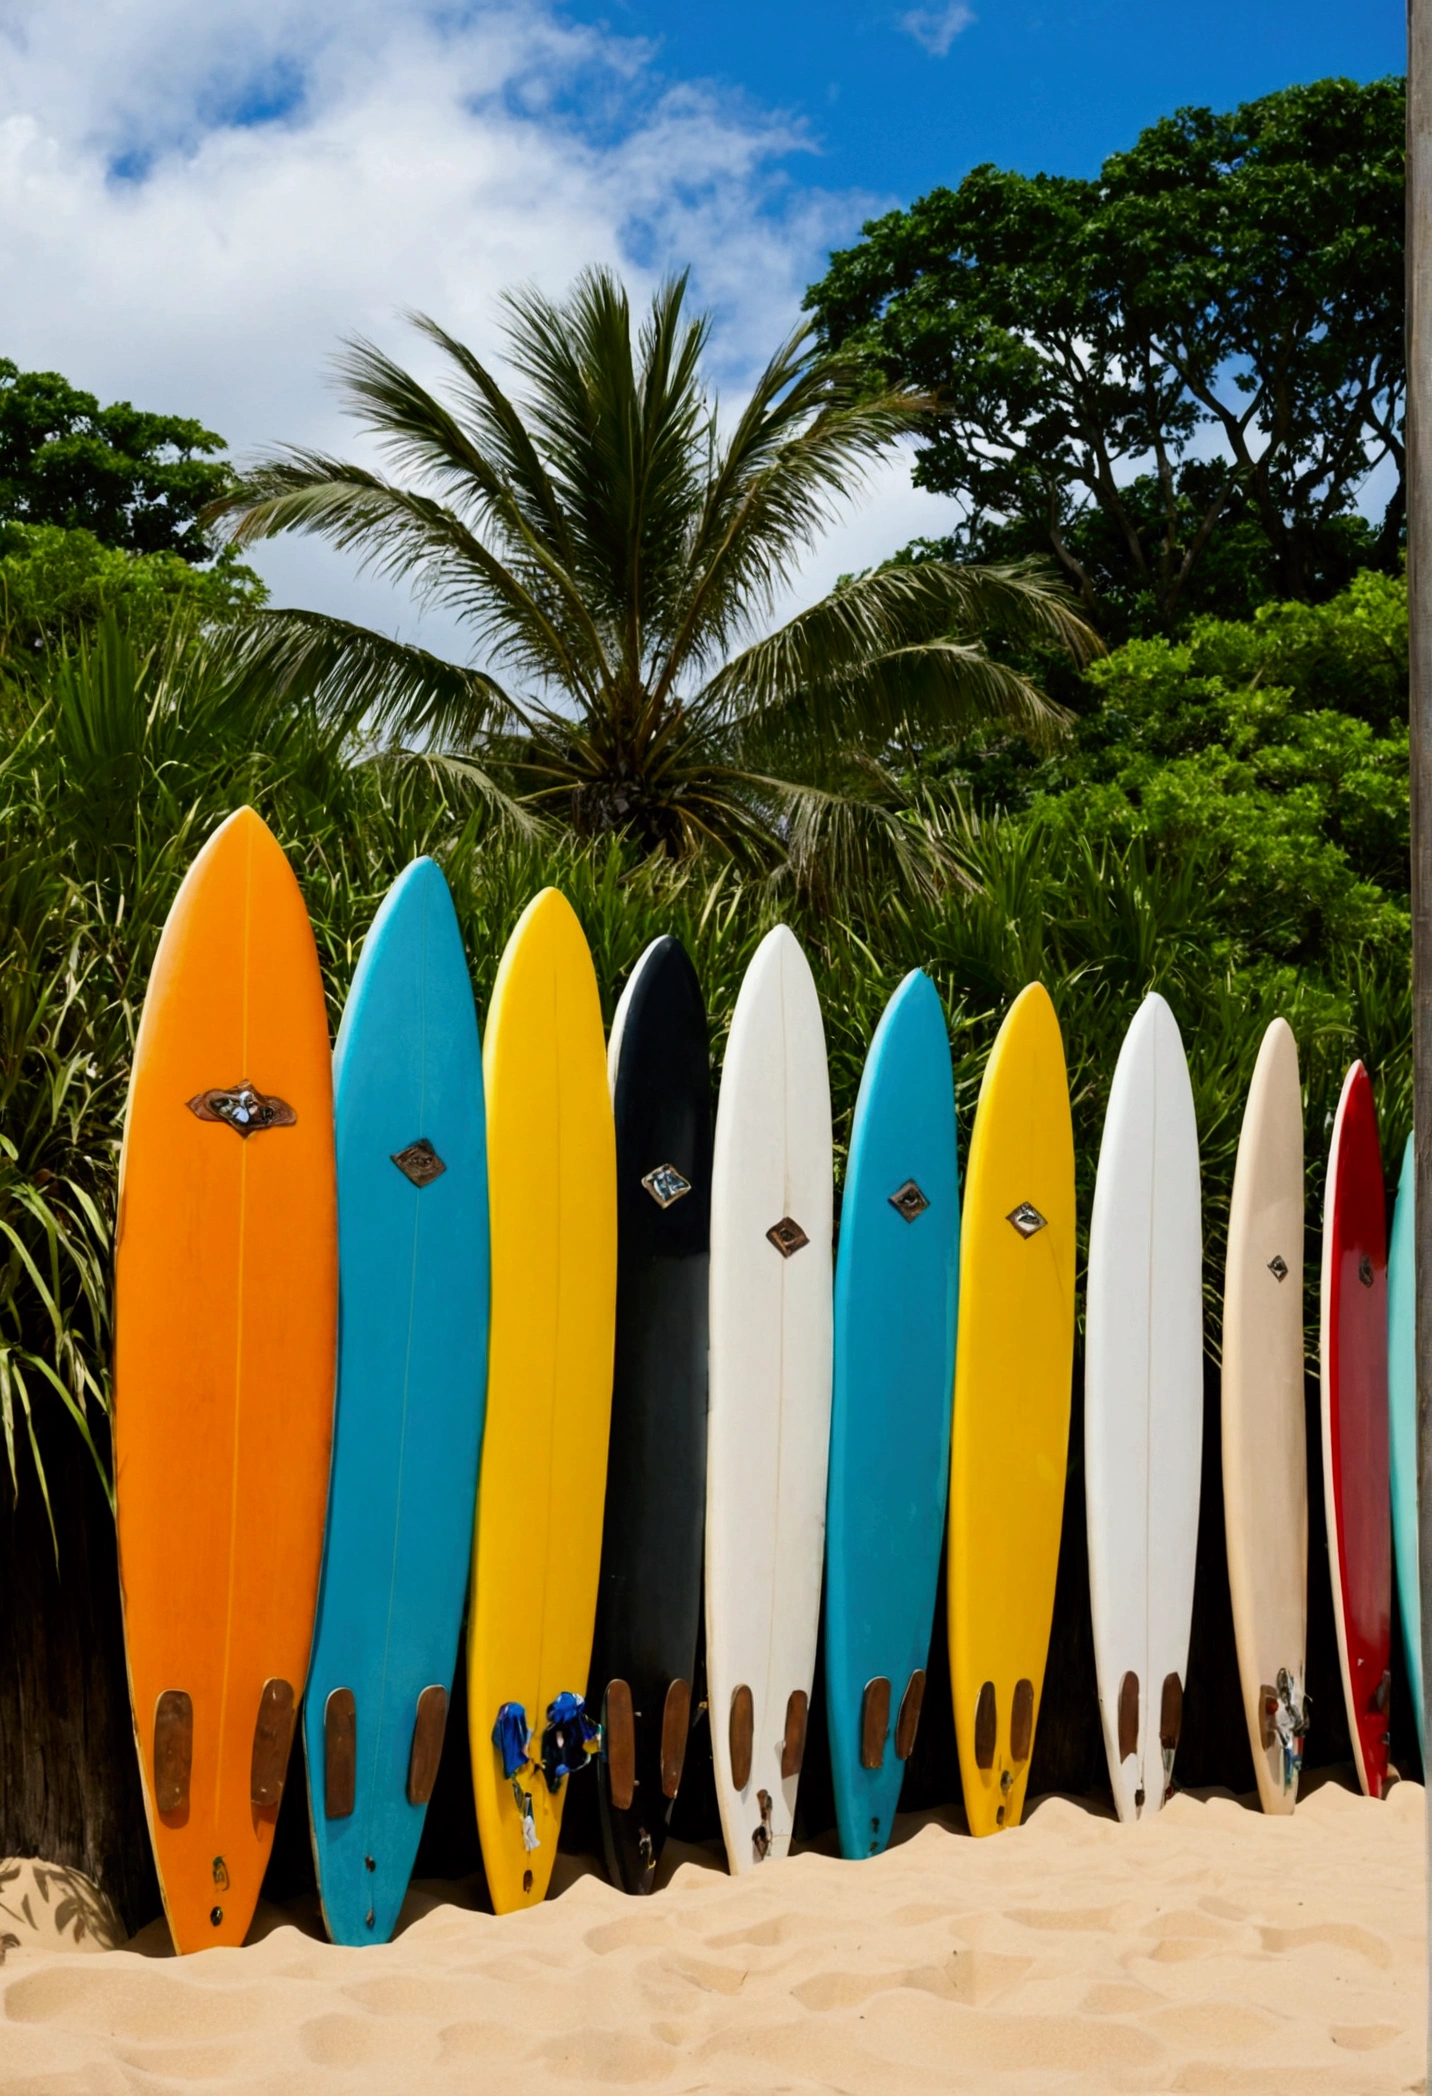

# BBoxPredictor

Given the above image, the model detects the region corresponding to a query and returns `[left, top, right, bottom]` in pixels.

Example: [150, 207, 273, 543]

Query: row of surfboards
[110, 808, 1410, 1959]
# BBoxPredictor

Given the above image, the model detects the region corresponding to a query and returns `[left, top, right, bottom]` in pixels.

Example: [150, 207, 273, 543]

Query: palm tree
[210, 269, 1097, 869]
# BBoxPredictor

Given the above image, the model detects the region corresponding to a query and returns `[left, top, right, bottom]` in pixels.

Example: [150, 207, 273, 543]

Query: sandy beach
[1, 1776, 1424, 2094]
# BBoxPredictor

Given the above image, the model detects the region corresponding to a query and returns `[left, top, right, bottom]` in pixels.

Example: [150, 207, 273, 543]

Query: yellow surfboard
[948, 982, 1075, 1836]
[467, 888, 617, 1912]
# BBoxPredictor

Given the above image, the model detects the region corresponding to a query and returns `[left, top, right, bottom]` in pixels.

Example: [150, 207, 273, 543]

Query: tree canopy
[0, 360, 233, 562]
[210, 268, 1095, 874]
[0, 525, 267, 669]
[806, 76, 1405, 635]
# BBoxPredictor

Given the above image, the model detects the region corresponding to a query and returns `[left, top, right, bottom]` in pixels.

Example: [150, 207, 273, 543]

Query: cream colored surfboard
[1222, 1016, 1308, 1814]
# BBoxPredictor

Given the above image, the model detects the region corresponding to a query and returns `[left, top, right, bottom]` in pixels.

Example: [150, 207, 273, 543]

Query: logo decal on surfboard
[1005, 1200, 1047, 1239]
[766, 1216, 810, 1258]
[391, 1138, 447, 1187]
[1267, 1254, 1289, 1281]
[888, 1179, 930, 1223]
[187, 1081, 296, 1136]
[641, 1162, 691, 1209]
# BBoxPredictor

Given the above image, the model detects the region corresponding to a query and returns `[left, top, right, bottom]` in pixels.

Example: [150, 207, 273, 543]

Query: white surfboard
[706, 925, 833, 1873]
[1085, 993, 1203, 1823]
[1222, 1016, 1308, 1814]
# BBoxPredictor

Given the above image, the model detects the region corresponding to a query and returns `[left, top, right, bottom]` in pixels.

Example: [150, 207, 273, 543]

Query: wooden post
[1409, 3, 1432, 2075]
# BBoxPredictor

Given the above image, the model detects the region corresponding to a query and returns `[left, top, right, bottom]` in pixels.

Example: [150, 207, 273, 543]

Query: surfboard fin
[407, 1685, 448, 1807]
[729, 1686, 754, 1790]
[1117, 1672, 1140, 1763]
[324, 1688, 356, 1819]
[250, 1679, 296, 1810]
[860, 1678, 891, 1770]
[895, 1670, 926, 1762]
[660, 1680, 691, 1799]
[602, 1680, 636, 1812]
[974, 1681, 997, 1769]
[1010, 1678, 1035, 1763]
[780, 1691, 808, 1778]
[153, 1689, 192, 1817]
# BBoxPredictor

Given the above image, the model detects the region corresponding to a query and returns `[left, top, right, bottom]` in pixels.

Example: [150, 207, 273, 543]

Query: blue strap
[492, 1702, 530, 1779]
[540, 1691, 600, 1789]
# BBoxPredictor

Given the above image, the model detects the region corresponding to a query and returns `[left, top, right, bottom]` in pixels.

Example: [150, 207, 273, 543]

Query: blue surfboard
[825, 969, 959, 1858]
[305, 857, 489, 1943]
[1388, 1131, 1423, 1757]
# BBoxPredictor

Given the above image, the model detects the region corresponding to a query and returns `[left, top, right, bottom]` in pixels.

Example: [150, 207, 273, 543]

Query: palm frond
[203, 273, 1093, 864]
[208, 455, 606, 699]
[496, 272, 711, 650]
[703, 559, 1094, 764]
[221, 607, 521, 749]
[650, 339, 936, 693]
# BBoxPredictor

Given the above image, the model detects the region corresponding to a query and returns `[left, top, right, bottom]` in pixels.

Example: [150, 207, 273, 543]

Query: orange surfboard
[114, 807, 337, 1952]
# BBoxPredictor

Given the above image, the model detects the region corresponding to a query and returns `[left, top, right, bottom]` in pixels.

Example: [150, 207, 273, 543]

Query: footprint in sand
[647, 1953, 750, 1997]
[298, 2010, 437, 2069]
[114, 2040, 247, 2081]
[1081, 1981, 1160, 2015]
[1136, 1908, 1241, 1963]
[532, 2024, 677, 2082]
[946, 1949, 1035, 2006]
[1144, 2000, 1281, 2048]
[437, 2018, 530, 2063]
[790, 1961, 960, 2011]
[1329, 2022, 1402, 2049]
[1003, 1905, 1129, 1934]
[1257, 1921, 1393, 1968]
[4, 1967, 288, 2042]
[704, 1912, 832, 1950]
[340, 1973, 481, 2021]
[582, 1913, 674, 1957]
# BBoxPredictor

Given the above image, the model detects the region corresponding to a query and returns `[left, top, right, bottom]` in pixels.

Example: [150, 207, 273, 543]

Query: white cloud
[899, 3, 976, 58]
[0, 0, 924, 656]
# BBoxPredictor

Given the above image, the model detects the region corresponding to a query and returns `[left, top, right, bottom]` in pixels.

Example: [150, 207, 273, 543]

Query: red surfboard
[1319, 1061, 1391, 1798]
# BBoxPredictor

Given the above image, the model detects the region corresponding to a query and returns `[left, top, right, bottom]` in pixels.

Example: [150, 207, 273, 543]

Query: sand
[1, 1777, 1425, 2094]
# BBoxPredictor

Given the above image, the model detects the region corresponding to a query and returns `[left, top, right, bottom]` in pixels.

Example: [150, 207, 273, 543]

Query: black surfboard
[591, 935, 711, 1895]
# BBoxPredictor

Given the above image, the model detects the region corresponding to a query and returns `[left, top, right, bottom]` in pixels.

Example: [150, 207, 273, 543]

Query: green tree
[930, 569, 1410, 973]
[0, 524, 267, 671]
[208, 269, 1096, 868]
[806, 77, 1404, 633]
[0, 361, 233, 561]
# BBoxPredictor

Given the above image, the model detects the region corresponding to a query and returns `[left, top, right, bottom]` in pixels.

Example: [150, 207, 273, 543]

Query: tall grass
[0, 613, 1410, 1534]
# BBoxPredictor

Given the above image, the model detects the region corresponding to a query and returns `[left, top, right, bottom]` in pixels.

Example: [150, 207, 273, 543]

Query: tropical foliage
[1, 523, 266, 667]
[806, 77, 1405, 635]
[0, 571, 1407, 1525]
[0, 360, 233, 561]
[207, 269, 1096, 870]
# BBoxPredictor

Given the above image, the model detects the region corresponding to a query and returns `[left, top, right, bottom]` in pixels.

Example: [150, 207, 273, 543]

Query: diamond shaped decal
[767, 1216, 810, 1258]
[188, 1081, 296, 1138]
[642, 1163, 692, 1209]
[889, 1179, 930, 1224]
[1006, 1201, 1047, 1239]
[392, 1138, 446, 1188]
[1267, 1254, 1289, 1283]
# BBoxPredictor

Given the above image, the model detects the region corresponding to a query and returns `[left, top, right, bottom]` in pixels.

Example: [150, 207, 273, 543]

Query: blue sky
[0, 0, 1408, 644]
[561, 0, 1406, 206]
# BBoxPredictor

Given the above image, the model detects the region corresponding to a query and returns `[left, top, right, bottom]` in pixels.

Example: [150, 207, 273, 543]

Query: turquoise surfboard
[825, 969, 959, 1858]
[1388, 1131, 1423, 1757]
[304, 857, 489, 1943]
